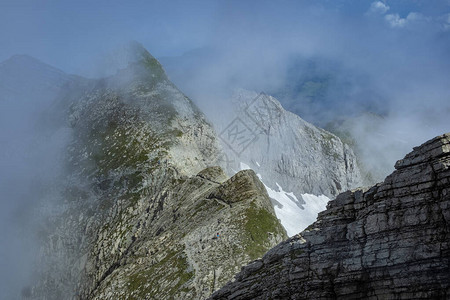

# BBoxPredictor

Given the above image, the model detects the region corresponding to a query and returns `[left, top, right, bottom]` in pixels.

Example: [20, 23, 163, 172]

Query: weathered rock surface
[214, 90, 363, 236]
[31, 44, 287, 299]
[217, 90, 363, 199]
[81, 167, 286, 300]
[210, 133, 450, 299]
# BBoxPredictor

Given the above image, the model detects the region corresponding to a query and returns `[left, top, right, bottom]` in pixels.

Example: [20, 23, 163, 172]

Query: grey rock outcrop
[210, 133, 450, 299]
[217, 90, 362, 199]
[80, 167, 286, 300]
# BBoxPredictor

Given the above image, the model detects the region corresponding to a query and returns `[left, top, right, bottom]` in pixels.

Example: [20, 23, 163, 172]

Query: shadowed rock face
[210, 133, 450, 300]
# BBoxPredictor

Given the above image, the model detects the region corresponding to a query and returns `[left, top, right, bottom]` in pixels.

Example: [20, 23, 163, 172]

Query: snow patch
[239, 162, 330, 237]
[239, 162, 251, 170]
[269, 184, 329, 237]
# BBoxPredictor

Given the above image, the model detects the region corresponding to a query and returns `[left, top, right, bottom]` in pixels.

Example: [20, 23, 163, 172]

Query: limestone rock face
[215, 90, 364, 235]
[210, 133, 450, 299]
[218, 90, 363, 198]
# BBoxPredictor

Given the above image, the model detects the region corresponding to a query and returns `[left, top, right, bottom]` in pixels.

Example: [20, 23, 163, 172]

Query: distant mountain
[0, 54, 86, 103]
[214, 90, 363, 236]
[268, 56, 388, 127]
[160, 51, 387, 128]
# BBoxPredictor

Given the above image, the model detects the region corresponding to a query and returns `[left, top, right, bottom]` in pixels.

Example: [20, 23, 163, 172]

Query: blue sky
[1, 0, 219, 72]
[1, 0, 449, 75]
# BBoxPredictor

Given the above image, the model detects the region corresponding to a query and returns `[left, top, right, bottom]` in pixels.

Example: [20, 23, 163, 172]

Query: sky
[1, 0, 449, 76]
[0, 0, 220, 74]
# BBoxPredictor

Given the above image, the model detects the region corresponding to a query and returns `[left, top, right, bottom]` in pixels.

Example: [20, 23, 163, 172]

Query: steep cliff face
[84, 168, 286, 299]
[221, 90, 362, 198]
[211, 133, 450, 299]
[31, 44, 287, 299]
[216, 90, 362, 235]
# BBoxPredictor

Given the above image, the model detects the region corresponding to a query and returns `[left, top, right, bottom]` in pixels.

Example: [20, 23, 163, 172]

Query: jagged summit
[221, 90, 362, 198]
[100, 41, 168, 82]
[395, 133, 450, 169]
[210, 133, 450, 299]
[122, 41, 166, 74]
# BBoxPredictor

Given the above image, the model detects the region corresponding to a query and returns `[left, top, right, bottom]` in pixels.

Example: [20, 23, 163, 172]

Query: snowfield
[240, 162, 330, 236]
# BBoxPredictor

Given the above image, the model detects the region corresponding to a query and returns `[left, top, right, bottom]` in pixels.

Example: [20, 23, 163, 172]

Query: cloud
[159, 1, 450, 183]
[441, 13, 450, 30]
[369, 1, 390, 14]
[385, 12, 429, 28]
[385, 13, 407, 27]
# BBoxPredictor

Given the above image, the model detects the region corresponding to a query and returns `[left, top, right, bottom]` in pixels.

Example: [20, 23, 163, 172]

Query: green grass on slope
[126, 248, 194, 299]
[242, 203, 286, 260]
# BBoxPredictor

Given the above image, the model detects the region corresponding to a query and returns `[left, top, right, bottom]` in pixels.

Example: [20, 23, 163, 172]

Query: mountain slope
[31, 44, 287, 299]
[85, 167, 286, 299]
[215, 90, 362, 235]
[0, 55, 93, 300]
[211, 133, 450, 299]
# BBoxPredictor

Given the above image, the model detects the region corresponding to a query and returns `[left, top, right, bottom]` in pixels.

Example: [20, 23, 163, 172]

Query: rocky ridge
[215, 90, 363, 235]
[215, 90, 362, 199]
[0, 45, 368, 299]
[82, 167, 286, 299]
[31, 44, 287, 299]
[210, 133, 450, 299]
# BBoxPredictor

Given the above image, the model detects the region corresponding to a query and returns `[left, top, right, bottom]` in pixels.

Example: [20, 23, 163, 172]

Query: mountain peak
[126, 40, 155, 60]
[112, 41, 154, 65]
[0, 54, 80, 103]
[104, 41, 166, 79]
[5, 54, 42, 64]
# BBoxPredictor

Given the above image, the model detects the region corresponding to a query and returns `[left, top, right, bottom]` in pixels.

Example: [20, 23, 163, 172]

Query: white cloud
[385, 13, 406, 27]
[385, 12, 428, 28]
[369, 1, 390, 14]
[443, 13, 450, 31]
[406, 12, 428, 22]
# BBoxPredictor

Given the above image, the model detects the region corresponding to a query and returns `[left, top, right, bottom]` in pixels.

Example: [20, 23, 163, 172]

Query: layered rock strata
[211, 133, 450, 299]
